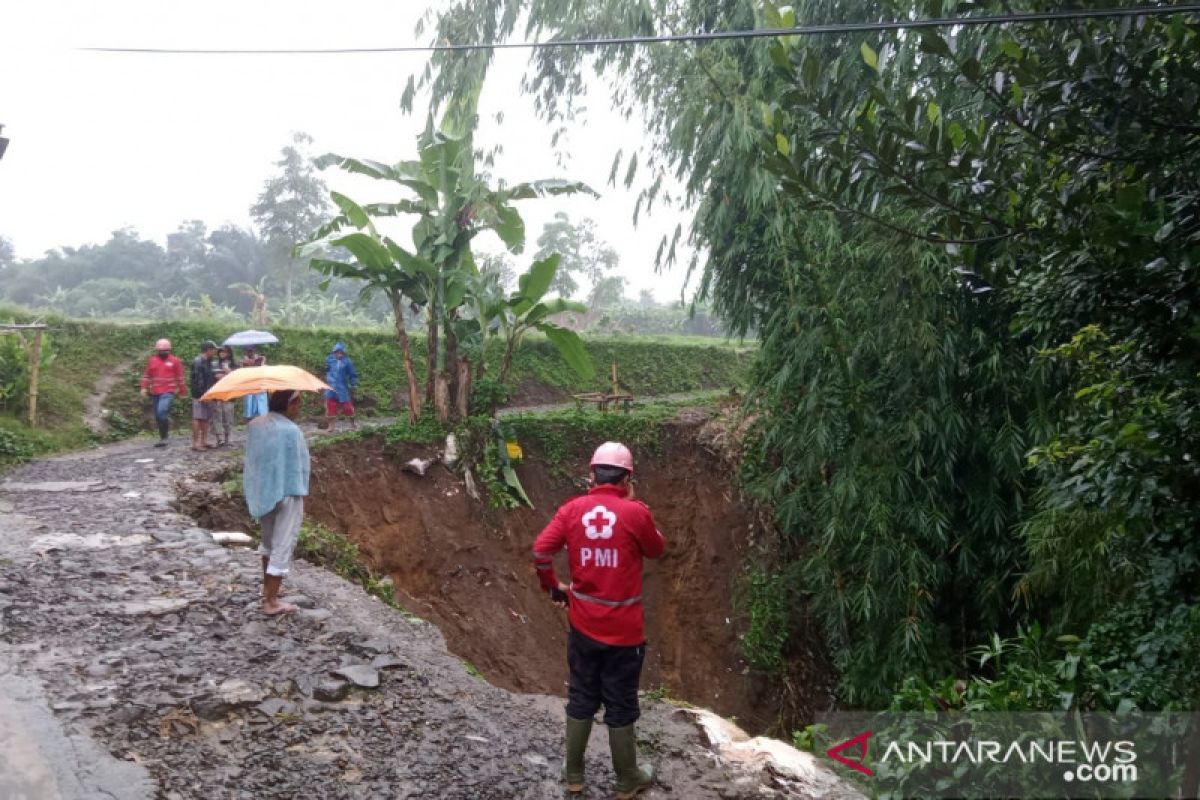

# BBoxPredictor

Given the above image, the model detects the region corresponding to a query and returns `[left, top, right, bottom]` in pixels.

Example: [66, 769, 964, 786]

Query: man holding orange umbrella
[203, 365, 330, 615]
[245, 389, 309, 615]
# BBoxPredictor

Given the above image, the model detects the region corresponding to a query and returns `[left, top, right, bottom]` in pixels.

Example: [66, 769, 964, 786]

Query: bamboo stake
[28, 329, 42, 427]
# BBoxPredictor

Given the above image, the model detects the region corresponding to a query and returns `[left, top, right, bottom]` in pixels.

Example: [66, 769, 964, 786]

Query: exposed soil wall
[301, 415, 833, 733]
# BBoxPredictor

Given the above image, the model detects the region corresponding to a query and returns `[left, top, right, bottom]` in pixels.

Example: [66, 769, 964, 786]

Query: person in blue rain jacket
[323, 342, 359, 431]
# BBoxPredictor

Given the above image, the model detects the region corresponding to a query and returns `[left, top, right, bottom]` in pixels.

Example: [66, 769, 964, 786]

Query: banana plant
[306, 115, 595, 419]
[464, 253, 594, 390]
[299, 199, 429, 422]
[229, 277, 270, 327]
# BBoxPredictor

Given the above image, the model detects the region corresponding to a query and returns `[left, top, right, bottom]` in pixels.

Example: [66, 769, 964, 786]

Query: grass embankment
[0, 306, 751, 464]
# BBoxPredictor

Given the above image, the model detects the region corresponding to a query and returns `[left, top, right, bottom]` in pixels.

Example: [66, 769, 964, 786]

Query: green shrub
[0, 426, 34, 465]
[381, 412, 448, 446]
[469, 378, 510, 415]
[0, 328, 55, 417]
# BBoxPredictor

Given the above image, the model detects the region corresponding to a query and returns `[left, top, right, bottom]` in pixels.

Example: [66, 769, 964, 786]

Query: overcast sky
[0, 0, 695, 302]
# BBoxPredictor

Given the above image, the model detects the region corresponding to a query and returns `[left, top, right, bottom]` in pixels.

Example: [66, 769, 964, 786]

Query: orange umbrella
[201, 365, 331, 402]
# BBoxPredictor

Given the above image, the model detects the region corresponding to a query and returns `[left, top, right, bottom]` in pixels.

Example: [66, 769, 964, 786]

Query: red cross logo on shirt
[582, 505, 617, 540]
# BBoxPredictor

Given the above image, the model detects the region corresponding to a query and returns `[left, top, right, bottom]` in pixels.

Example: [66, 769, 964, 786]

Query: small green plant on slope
[296, 521, 418, 618]
[381, 411, 449, 446]
[221, 472, 244, 498]
[736, 566, 792, 675]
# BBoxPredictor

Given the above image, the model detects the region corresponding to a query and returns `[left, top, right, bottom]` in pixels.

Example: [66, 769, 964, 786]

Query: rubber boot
[156, 418, 169, 446]
[608, 724, 654, 798]
[325, 416, 337, 434]
[563, 716, 592, 793]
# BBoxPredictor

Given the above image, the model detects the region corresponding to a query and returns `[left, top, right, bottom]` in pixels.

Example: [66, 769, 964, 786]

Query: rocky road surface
[0, 429, 849, 799]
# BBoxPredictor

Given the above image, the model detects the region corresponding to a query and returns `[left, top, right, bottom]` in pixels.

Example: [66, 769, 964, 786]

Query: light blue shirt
[244, 412, 310, 519]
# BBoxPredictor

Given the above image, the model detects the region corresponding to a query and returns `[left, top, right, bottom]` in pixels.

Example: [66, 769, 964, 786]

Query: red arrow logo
[826, 730, 874, 777]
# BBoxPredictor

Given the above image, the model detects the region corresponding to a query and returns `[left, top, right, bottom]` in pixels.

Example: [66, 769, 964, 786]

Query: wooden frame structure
[572, 362, 636, 413]
[0, 323, 47, 427]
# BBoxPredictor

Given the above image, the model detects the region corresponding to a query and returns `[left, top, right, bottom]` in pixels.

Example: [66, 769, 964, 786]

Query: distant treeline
[0, 224, 385, 327]
[0, 225, 735, 337]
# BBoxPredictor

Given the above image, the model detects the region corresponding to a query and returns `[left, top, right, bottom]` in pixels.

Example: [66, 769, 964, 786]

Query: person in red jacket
[533, 441, 665, 798]
[139, 338, 186, 447]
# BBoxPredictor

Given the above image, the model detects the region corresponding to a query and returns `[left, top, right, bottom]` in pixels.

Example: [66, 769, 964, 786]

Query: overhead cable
[79, 4, 1200, 55]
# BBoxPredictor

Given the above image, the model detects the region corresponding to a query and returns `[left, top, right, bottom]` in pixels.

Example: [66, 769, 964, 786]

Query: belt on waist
[570, 588, 642, 608]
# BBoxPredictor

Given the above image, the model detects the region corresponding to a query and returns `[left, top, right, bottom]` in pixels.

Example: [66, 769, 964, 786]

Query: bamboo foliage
[423, 0, 1200, 711]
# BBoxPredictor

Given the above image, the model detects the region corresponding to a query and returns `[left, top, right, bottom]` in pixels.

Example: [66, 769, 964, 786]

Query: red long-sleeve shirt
[140, 354, 186, 396]
[533, 484, 665, 646]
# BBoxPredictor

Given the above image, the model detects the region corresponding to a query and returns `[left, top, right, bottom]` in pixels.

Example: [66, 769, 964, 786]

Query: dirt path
[0, 432, 853, 799]
[497, 389, 726, 417]
[83, 356, 139, 435]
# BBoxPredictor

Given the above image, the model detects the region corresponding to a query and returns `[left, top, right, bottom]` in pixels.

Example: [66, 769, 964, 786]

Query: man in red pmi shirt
[533, 441, 665, 798]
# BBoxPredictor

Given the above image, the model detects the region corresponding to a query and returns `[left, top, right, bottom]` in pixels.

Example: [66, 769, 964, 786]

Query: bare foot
[262, 601, 299, 616]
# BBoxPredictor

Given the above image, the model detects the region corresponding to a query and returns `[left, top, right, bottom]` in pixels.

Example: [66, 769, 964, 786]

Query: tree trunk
[444, 319, 459, 418]
[425, 313, 438, 405]
[455, 357, 471, 419]
[390, 293, 422, 423]
[498, 338, 516, 386]
[284, 258, 295, 309]
[433, 373, 451, 425]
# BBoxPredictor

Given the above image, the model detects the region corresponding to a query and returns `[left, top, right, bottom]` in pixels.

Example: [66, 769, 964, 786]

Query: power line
[80, 4, 1200, 56]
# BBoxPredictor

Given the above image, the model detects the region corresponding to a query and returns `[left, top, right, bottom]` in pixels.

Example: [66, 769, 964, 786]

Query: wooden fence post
[28, 328, 42, 427]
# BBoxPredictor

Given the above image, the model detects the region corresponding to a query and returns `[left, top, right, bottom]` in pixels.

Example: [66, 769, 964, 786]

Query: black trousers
[566, 626, 646, 728]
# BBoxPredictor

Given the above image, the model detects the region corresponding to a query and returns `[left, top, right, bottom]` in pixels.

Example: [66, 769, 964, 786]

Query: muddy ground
[0, 426, 848, 799]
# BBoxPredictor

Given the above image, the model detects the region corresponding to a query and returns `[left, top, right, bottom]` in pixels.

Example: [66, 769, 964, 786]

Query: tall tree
[477, 253, 518, 292]
[0, 235, 15, 270]
[251, 132, 332, 307]
[164, 220, 210, 296]
[165, 220, 208, 268]
[205, 225, 270, 307]
[533, 212, 619, 298]
[587, 275, 626, 311]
